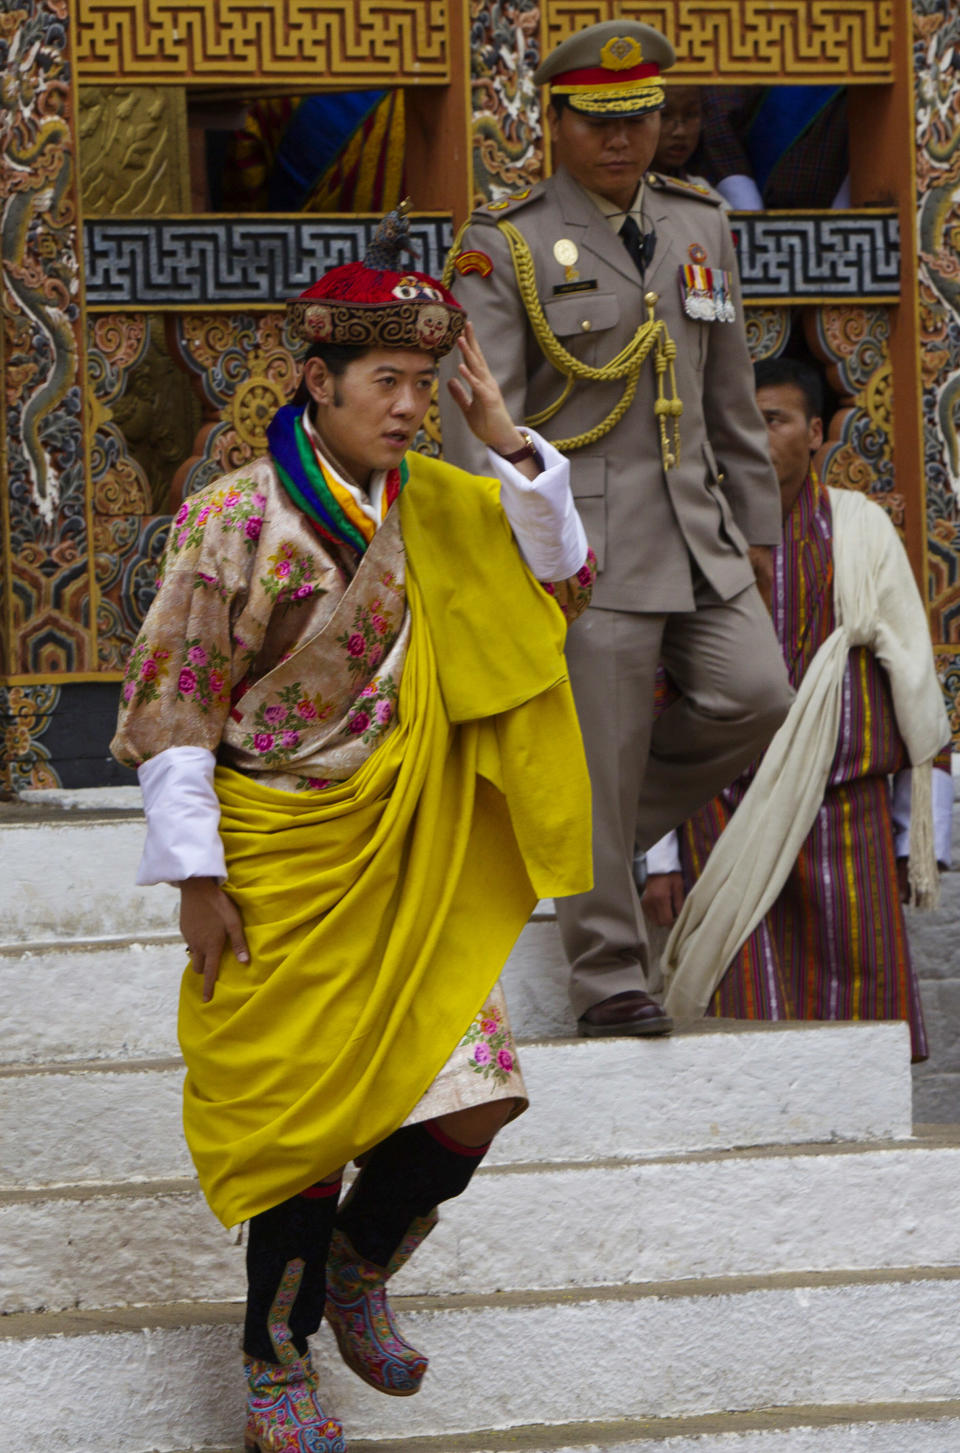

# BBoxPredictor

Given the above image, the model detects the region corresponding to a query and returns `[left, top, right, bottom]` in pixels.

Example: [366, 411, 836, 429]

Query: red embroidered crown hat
[287, 201, 466, 358]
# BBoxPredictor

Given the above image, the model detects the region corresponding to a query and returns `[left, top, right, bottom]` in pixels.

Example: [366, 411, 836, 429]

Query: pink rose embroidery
[577, 563, 593, 586]
[497, 1049, 514, 1073]
[140, 659, 158, 681]
[368, 646, 383, 668]
[253, 492, 267, 509]
[481, 1018, 499, 1036]
[178, 668, 196, 695]
[245, 516, 263, 541]
[374, 699, 392, 725]
[197, 506, 211, 524]
[281, 730, 300, 747]
[347, 633, 365, 658]
[348, 711, 370, 735]
[297, 700, 318, 720]
[253, 732, 274, 752]
[473, 1043, 491, 1066]
[275, 560, 291, 579]
[174, 503, 189, 525]
[123, 681, 134, 702]
[187, 645, 207, 666]
[263, 704, 286, 725]
[209, 670, 224, 694]
[294, 584, 313, 599]
[307, 777, 330, 789]
[372, 614, 388, 635]
[223, 491, 241, 507]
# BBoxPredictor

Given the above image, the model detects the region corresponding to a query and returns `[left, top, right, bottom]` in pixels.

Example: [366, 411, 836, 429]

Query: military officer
[439, 19, 792, 1037]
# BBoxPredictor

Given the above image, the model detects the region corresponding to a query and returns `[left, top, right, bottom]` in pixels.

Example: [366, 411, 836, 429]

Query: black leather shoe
[577, 990, 673, 1038]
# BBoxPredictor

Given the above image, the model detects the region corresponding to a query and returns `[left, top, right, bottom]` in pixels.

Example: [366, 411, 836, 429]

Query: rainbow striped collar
[267, 404, 407, 555]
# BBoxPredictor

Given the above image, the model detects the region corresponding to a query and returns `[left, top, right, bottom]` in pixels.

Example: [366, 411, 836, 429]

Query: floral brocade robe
[112, 456, 593, 788]
[112, 455, 594, 1124]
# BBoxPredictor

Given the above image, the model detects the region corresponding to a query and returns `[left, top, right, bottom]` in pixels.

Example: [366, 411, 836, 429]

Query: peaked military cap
[534, 19, 675, 118]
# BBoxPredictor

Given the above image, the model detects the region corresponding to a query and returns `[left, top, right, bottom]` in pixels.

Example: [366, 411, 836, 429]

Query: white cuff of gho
[716, 174, 764, 210]
[136, 745, 227, 885]
[644, 830, 682, 875]
[487, 429, 588, 581]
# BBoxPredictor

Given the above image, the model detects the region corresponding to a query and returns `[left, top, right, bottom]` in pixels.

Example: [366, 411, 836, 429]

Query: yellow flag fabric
[179, 460, 591, 1227]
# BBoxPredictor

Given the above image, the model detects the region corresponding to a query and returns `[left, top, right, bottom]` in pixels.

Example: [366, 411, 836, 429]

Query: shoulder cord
[496, 219, 682, 466]
[442, 217, 683, 467]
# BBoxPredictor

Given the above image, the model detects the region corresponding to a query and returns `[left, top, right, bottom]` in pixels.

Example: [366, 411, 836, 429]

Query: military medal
[688, 242, 707, 264]
[679, 264, 735, 322]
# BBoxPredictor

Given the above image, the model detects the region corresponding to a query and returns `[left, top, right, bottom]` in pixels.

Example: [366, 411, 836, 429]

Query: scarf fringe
[908, 758, 940, 911]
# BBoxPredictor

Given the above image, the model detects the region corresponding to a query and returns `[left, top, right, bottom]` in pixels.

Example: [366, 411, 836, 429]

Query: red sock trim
[299, 1177, 342, 1199]
[424, 1119, 491, 1158]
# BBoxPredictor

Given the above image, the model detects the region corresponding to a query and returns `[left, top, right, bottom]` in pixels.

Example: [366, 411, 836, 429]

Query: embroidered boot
[327, 1120, 490, 1395]
[324, 1211, 437, 1395]
[244, 1350, 345, 1453]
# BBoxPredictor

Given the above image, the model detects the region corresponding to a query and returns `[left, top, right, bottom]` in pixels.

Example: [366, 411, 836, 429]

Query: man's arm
[701, 216, 782, 553]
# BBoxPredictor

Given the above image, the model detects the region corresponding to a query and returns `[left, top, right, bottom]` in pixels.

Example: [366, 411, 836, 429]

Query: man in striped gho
[643, 357, 952, 1060]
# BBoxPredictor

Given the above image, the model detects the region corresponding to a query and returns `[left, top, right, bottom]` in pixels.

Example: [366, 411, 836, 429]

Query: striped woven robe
[678, 471, 930, 1060]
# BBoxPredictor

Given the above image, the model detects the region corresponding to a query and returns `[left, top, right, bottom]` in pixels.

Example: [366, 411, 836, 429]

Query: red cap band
[551, 61, 660, 87]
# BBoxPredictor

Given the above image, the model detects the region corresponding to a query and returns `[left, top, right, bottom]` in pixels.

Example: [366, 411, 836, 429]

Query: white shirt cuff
[136, 746, 227, 885]
[486, 429, 588, 581]
[716, 174, 764, 210]
[644, 830, 682, 875]
[891, 766, 954, 867]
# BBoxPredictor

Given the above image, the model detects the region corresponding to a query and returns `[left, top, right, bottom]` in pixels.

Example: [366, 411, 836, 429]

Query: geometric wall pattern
[82, 214, 898, 310]
[731, 214, 900, 302]
[83, 218, 455, 308]
[75, 0, 450, 83]
[545, 1, 894, 81]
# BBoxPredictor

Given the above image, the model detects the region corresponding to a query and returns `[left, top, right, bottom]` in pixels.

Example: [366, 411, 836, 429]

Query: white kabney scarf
[661, 487, 951, 1025]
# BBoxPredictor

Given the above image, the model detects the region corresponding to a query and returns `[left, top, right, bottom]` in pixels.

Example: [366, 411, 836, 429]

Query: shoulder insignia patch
[484, 185, 537, 215]
[453, 249, 494, 277]
[647, 172, 722, 205]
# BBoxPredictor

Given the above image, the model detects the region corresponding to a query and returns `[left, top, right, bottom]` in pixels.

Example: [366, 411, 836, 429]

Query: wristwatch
[497, 430, 540, 466]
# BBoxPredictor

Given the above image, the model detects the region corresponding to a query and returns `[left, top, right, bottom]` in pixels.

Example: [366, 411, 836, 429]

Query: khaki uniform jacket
[439, 166, 781, 614]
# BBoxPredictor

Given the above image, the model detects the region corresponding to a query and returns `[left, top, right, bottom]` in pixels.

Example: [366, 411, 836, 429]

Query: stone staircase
[2, 793, 960, 1453]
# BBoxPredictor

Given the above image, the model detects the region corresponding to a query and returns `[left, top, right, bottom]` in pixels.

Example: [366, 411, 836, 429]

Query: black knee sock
[244, 1177, 342, 1363]
[336, 1121, 489, 1268]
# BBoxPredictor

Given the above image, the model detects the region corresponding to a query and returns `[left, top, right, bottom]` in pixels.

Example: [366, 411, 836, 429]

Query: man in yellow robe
[111, 210, 593, 1453]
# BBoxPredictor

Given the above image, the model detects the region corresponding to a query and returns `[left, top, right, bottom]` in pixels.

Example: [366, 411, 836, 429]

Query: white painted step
[0, 1023, 912, 1190]
[0, 813, 179, 945]
[3, 1136, 958, 1316]
[3, 1272, 959, 1451]
[0, 916, 572, 1064]
[344, 1406, 960, 1452]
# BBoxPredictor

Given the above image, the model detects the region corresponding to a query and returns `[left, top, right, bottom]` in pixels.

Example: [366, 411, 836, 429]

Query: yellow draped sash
[179, 457, 591, 1227]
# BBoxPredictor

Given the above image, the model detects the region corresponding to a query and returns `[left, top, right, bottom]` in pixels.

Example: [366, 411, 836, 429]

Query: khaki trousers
[557, 581, 793, 1018]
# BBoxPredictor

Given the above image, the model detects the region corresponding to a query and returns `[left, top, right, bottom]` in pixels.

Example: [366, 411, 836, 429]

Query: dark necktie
[619, 213, 656, 279]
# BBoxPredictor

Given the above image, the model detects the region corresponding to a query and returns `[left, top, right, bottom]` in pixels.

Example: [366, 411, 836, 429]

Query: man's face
[755, 382, 824, 518]
[304, 348, 435, 485]
[653, 87, 702, 172]
[548, 103, 661, 209]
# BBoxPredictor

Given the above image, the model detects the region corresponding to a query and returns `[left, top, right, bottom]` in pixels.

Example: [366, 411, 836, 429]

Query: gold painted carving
[744, 306, 791, 362]
[76, 1, 449, 83]
[78, 87, 189, 215]
[544, 2, 893, 81]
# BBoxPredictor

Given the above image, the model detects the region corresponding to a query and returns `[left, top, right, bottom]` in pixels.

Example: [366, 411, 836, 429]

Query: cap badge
[600, 36, 644, 70]
[553, 238, 579, 268]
